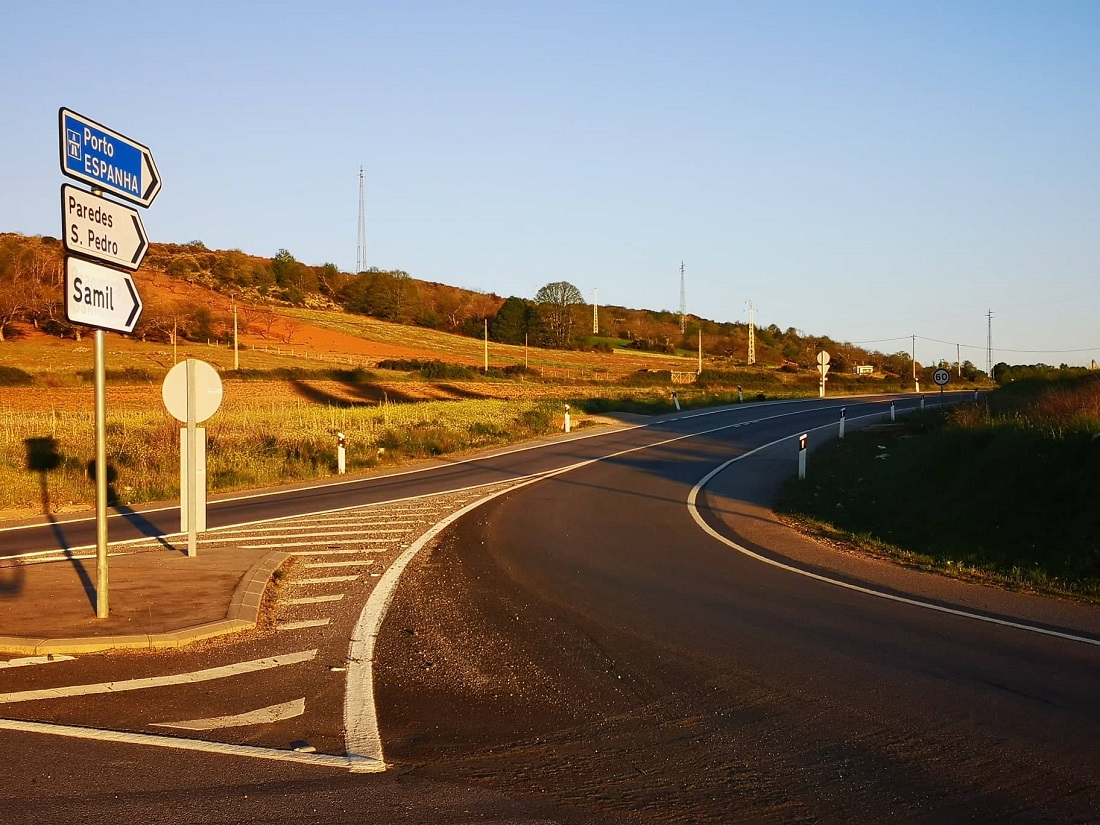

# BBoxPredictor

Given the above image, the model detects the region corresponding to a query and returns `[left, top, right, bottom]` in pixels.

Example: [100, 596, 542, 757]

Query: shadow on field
[289, 378, 418, 407]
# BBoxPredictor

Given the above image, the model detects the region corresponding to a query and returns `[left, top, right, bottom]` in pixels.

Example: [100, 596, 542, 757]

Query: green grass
[776, 376, 1100, 601]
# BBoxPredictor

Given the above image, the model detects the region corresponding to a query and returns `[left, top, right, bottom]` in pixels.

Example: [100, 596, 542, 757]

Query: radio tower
[746, 300, 757, 365]
[356, 166, 366, 274]
[679, 261, 686, 334]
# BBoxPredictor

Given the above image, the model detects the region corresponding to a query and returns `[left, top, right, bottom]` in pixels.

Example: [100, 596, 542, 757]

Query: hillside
[0, 232, 970, 381]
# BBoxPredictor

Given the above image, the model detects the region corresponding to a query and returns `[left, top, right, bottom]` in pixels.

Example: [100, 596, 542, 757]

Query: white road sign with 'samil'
[61, 185, 148, 270]
[65, 257, 143, 334]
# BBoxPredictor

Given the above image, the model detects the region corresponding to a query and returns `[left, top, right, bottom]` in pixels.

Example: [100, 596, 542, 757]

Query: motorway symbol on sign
[59, 108, 161, 207]
[64, 257, 143, 333]
[933, 368, 951, 386]
[61, 185, 148, 270]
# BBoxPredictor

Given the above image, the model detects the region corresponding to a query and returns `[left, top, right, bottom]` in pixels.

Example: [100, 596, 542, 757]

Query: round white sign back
[162, 359, 224, 423]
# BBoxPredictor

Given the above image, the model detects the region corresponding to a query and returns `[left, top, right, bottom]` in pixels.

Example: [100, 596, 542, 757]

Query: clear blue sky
[3, 1, 1099, 367]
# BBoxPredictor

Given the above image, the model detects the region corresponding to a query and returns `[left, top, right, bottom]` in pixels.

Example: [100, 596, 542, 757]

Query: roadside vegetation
[777, 371, 1100, 601]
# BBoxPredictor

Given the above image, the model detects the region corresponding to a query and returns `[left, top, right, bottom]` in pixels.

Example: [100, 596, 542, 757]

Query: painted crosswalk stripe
[153, 698, 306, 730]
[0, 650, 318, 704]
[288, 549, 376, 557]
[278, 619, 331, 631]
[292, 575, 359, 585]
[286, 594, 344, 605]
[304, 560, 374, 569]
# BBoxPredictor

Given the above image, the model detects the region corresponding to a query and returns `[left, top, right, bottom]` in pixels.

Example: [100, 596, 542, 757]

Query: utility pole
[483, 319, 488, 372]
[356, 166, 366, 274]
[956, 342, 961, 378]
[697, 328, 702, 374]
[747, 300, 756, 366]
[679, 261, 686, 334]
[912, 334, 918, 392]
[592, 288, 599, 335]
[232, 298, 239, 371]
[986, 309, 994, 382]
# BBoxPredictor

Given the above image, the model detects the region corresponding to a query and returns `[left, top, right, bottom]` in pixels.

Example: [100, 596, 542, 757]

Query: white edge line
[0, 717, 382, 772]
[685, 413, 1100, 648]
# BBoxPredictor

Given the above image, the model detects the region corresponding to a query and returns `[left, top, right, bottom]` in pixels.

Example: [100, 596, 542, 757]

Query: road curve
[373, 396, 1100, 823]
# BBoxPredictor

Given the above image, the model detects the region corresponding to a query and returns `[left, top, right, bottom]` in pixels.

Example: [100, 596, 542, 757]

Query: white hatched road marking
[0, 718, 383, 772]
[153, 698, 306, 730]
[304, 560, 374, 569]
[238, 540, 395, 550]
[0, 655, 76, 669]
[0, 650, 318, 704]
[205, 530, 406, 542]
[278, 619, 332, 631]
[292, 575, 359, 585]
[289, 549, 378, 557]
[286, 594, 345, 605]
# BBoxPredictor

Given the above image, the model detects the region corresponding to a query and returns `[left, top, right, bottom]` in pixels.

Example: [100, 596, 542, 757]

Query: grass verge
[776, 389, 1100, 602]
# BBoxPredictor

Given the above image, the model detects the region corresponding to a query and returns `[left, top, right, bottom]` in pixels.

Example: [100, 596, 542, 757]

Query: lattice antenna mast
[747, 300, 756, 365]
[679, 261, 686, 334]
[356, 166, 366, 274]
[593, 288, 599, 335]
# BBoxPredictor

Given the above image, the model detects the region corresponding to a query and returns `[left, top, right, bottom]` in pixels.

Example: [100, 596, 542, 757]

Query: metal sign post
[162, 359, 223, 556]
[59, 108, 158, 618]
[817, 351, 831, 398]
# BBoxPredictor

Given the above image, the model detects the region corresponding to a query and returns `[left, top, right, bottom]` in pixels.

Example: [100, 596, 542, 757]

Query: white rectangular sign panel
[64, 257, 144, 333]
[61, 185, 148, 270]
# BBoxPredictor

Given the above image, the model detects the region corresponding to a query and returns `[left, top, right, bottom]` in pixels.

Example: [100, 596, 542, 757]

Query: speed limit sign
[932, 368, 951, 387]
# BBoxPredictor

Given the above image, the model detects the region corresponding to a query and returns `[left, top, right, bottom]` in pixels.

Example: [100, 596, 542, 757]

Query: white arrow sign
[65, 257, 143, 334]
[61, 185, 148, 270]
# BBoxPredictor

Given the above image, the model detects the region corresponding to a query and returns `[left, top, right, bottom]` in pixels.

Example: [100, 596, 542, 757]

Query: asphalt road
[3, 392, 1096, 823]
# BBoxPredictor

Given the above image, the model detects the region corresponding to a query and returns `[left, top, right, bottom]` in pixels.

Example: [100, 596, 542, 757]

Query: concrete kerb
[0, 550, 290, 656]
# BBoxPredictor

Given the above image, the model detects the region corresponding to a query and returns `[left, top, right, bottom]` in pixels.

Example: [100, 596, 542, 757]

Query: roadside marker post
[58, 108, 159, 618]
[672, 391, 680, 411]
[337, 432, 347, 475]
[737, 385, 743, 403]
[839, 407, 846, 439]
[797, 433, 808, 481]
[920, 394, 926, 411]
[564, 404, 571, 434]
[890, 401, 896, 422]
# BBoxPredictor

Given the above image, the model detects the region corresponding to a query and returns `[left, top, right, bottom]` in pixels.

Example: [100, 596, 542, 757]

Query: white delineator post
[672, 391, 680, 411]
[564, 404, 571, 433]
[839, 407, 846, 439]
[890, 401, 896, 422]
[797, 433, 808, 480]
[920, 394, 926, 411]
[337, 432, 347, 475]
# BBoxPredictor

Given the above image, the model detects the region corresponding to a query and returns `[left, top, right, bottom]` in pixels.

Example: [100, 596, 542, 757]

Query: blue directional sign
[59, 108, 161, 207]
